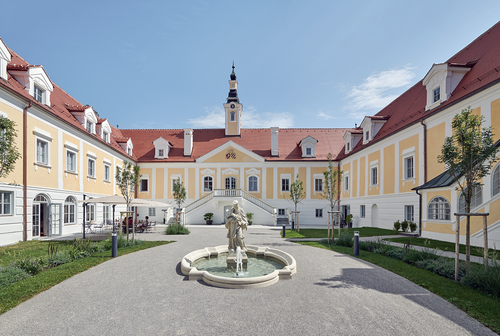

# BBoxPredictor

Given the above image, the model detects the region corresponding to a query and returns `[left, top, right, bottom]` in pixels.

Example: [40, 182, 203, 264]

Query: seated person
[137, 216, 149, 233]
[122, 216, 133, 233]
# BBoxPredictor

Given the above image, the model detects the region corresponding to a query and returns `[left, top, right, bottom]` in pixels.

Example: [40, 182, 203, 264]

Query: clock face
[230, 104, 235, 109]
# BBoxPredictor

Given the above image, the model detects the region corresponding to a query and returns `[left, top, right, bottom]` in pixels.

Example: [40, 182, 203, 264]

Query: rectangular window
[278, 208, 286, 216]
[405, 205, 414, 222]
[306, 148, 312, 155]
[315, 209, 323, 218]
[344, 176, 349, 191]
[248, 176, 258, 192]
[140, 179, 148, 192]
[149, 208, 156, 216]
[0, 191, 12, 215]
[360, 205, 365, 218]
[433, 87, 440, 103]
[281, 178, 290, 192]
[88, 158, 95, 177]
[104, 164, 110, 181]
[103, 132, 109, 143]
[346, 142, 350, 151]
[66, 151, 76, 172]
[36, 139, 48, 164]
[158, 149, 164, 157]
[103, 205, 110, 223]
[371, 167, 378, 185]
[86, 120, 93, 133]
[314, 178, 323, 192]
[85, 204, 95, 222]
[365, 131, 369, 140]
[172, 178, 181, 192]
[405, 156, 414, 179]
[64, 203, 75, 224]
[34, 86, 43, 103]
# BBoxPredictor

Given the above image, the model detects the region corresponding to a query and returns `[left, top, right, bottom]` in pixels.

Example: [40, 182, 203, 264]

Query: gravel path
[0, 225, 495, 335]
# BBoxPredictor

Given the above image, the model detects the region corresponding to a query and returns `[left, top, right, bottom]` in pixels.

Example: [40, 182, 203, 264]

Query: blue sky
[1, 1, 499, 130]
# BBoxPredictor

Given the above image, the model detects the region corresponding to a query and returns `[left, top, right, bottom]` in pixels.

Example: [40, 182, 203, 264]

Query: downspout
[22, 101, 32, 241]
[418, 119, 427, 237]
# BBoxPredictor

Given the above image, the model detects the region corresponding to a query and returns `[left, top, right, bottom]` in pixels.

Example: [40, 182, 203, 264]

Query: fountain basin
[181, 245, 297, 289]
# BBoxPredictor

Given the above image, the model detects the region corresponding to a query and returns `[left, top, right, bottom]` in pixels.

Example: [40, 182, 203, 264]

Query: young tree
[0, 116, 21, 179]
[115, 161, 141, 241]
[287, 173, 305, 232]
[323, 153, 342, 242]
[438, 106, 498, 274]
[172, 178, 186, 224]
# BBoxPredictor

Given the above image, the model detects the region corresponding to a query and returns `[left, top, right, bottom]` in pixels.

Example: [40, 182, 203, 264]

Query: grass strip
[0, 241, 170, 315]
[384, 237, 498, 258]
[283, 227, 398, 239]
[298, 241, 500, 333]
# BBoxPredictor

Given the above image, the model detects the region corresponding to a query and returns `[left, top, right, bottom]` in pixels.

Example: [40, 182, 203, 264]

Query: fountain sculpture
[181, 200, 297, 288]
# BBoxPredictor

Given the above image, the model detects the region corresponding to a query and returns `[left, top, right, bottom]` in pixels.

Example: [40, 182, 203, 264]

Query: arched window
[427, 196, 451, 220]
[230, 111, 235, 121]
[204, 176, 213, 192]
[34, 194, 48, 203]
[225, 177, 236, 189]
[492, 164, 500, 197]
[458, 185, 483, 213]
[64, 196, 77, 224]
[248, 176, 258, 192]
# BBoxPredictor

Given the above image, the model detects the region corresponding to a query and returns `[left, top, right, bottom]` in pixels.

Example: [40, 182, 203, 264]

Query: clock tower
[224, 63, 243, 136]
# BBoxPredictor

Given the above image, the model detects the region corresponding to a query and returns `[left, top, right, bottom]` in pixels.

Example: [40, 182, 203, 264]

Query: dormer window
[365, 131, 369, 141]
[346, 142, 350, 151]
[299, 136, 318, 158]
[433, 86, 440, 103]
[103, 132, 109, 143]
[153, 137, 172, 159]
[86, 120, 94, 133]
[33, 85, 44, 103]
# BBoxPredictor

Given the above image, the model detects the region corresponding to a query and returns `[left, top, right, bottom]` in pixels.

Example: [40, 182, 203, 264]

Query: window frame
[230, 111, 235, 122]
[360, 205, 365, 218]
[203, 176, 213, 192]
[0, 191, 13, 215]
[433, 86, 440, 103]
[66, 149, 77, 173]
[36, 138, 49, 165]
[34, 85, 44, 103]
[458, 185, 483, 213]
[140, 178, 149, 192]
[315, 209, 323, 218]
[314, 178, 323, 192]
[87, 158, 96, 178]
[104, 164, 111, 182]
[344, 175, 349, 191]
[149, 208, 156, 216]
[63, 196, 77, 225]
[492, 163, 500, 197]
[248, 176, 258, 192]
[404, 205, 414, 222]
[404, 156, 414, 179]
[278, 208, 286, 216]
[85, 203, 96, 222]
[281, 178, 290, 192]
[427, 196, 451, 221]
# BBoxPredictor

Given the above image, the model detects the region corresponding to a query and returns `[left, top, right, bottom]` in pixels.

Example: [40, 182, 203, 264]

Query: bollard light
[353, 231, 359, 256]
[282, 224, 286, 238]
[112, 232, 118, 258]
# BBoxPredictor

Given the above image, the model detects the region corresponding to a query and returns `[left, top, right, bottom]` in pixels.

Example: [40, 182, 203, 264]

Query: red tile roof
[0, 47, 134, 160]
[337, 20, 500, 160]
[121, 128, 348, 162]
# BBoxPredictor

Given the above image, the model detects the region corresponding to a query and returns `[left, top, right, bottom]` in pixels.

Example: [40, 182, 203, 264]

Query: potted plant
[345, 214, 353, 228]
[246, 212, 254, 225]
[204, 213, 214, 225]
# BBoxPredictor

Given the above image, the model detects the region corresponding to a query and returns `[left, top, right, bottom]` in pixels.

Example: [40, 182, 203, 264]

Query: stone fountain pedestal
[226, 250, 248, 270]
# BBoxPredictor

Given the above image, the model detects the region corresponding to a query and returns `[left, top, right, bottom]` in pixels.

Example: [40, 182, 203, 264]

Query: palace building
[1, 21, 500, 247]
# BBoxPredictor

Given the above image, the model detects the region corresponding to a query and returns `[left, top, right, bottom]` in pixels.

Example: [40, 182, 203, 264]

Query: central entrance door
[222, 205, 232, 224]
[47, 203, 62, 237]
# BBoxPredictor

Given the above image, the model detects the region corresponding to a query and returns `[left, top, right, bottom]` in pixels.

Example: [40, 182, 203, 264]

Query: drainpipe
[420, 119, 427, 184]
[82, 194, 87, 239]
[23, 102, 32, 241]
[418, 119, 427, 237]
[415, 189, 422, 237]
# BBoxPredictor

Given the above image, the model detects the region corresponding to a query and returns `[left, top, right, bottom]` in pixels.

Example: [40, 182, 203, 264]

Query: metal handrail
[184, 192, 214, 214]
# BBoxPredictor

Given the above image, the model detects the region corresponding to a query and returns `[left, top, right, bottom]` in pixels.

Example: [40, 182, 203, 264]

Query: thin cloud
[317, 111, 335, 120]
[188, 106, 294, 128]
[345, 66, 415, 118]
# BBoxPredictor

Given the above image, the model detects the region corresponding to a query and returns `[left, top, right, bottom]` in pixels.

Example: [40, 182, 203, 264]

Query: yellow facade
[203, 146, 259, 163]
[342, 162, 350, 199]
[138, 168, 152, 199]
[28, 117, 59, 189]
[168, 168, 184, 199]
[399, 134, 419, 193]
[383, 144, 395, 195]
[310, 166, 326, 199]
[0, 102, 23, 184]
[351, 160, 358, 198]
[199, 168, 217, 196]
[427, 123, 446, 180]
[492, 98, 500, 142]
[359, 157, 365, 197]
[367, 151, 380, 196]
[244, 167, 263, 199]
[277, 167, 294, 198]
[266, 167, 273, 199]
[156, 168, 164, 199]
[188, 168, 195, 198]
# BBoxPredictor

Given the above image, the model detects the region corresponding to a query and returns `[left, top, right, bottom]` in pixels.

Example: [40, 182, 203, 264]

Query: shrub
[166, 223, 190, 235]
[360, 239, 386, 252]
[335, 232, 353, 247]
[400, 220, 409, 232]
[393, 220, 401, 232]
[12, 257, 45, 275]
[0, 266, 31, 288]
[461, 258, 500, 298]
[409, 221, 417, 233]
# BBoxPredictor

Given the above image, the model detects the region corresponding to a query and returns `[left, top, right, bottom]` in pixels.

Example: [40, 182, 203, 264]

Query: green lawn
[0, 240, 171, 315]
[282, 227, 398, 239]
[383, 237, 499, 258]
[298, 241, 500, 333]
[0, 240, 73, 266]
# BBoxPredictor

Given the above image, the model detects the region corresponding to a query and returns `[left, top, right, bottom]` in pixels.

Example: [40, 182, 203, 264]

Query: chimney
[184, 128, 193, 156]
[271, 127, 279, 156]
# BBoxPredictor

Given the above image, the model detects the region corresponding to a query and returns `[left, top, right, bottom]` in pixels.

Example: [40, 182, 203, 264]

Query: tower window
[230, 111, 235, 122]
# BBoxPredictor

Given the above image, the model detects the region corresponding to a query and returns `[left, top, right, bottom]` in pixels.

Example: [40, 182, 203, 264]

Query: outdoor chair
[85, 222, 95, 234]
[148, 221, 156, 232]
[93, 221, 104, 233]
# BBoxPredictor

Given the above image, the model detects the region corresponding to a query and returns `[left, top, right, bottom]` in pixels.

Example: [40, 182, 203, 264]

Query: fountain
[181, 201, 296, 288]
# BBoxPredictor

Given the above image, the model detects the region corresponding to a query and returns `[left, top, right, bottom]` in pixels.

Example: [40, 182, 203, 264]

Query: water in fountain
[235, 246, 242, 276]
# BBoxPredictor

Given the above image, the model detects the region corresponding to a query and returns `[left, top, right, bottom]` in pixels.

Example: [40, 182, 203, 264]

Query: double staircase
[183, 189, 276, 221]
